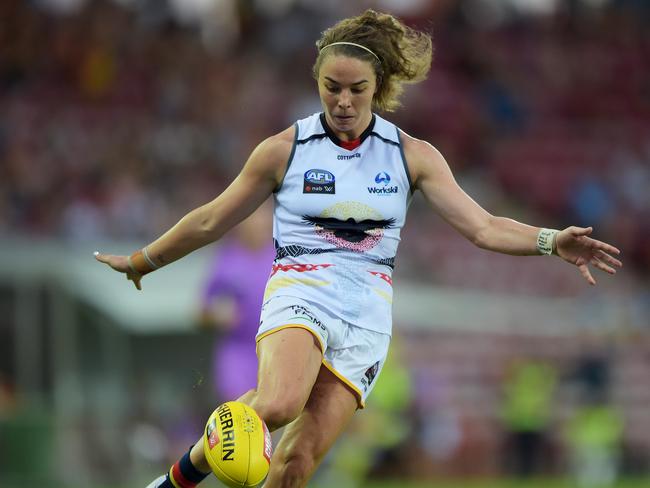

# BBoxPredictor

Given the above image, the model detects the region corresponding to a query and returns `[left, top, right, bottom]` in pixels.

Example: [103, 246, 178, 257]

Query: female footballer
[95, 10, 622, 488]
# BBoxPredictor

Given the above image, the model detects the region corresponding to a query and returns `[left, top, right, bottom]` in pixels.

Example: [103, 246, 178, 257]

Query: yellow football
[203, 401, 272, 487]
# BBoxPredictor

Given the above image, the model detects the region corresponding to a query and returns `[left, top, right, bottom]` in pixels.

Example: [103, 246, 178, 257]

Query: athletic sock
[159, 448, 210, 488]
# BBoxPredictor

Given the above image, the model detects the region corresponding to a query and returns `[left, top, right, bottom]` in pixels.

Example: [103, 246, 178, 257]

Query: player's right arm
[95, 126, 294, 290]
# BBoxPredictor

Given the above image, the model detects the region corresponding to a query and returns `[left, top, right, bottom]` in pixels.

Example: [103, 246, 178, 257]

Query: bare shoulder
[399, 129, 447, 188]
[244, 125, 296, 186]
[253, 125, 295, 163]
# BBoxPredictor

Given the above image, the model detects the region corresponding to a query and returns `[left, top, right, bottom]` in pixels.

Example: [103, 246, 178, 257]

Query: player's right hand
[94, 251, 143, 290]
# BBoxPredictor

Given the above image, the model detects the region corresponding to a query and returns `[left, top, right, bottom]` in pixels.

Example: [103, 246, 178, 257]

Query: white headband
[319, 42, 380, 63]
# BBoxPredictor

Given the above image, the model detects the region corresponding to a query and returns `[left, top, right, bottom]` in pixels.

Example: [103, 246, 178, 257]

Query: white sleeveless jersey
[265, 112, 413, 335]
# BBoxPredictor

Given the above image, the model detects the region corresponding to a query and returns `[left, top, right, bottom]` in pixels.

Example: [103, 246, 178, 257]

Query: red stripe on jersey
[368, 271, 393, 286]
[270, 263, 334, 277]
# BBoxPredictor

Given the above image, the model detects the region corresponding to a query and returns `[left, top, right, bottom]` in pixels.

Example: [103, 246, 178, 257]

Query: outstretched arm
[95, 127, 294, 289]
[402, 131, 621, 285]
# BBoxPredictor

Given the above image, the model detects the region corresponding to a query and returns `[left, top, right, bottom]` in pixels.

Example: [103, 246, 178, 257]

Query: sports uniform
[257, 112, 413, 406]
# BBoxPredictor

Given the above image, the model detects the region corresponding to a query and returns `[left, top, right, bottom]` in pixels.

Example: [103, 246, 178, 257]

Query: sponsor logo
[375, 172, 391, 184]
[368, 172, 398, 195]
[361, 361, 380, 392]
[262, 421, 272, 464]
[304, 169, 335, 194]
[217, 403, 235, 461]
[289, 304, 327, 332]
[206, 418, 220, 450]
[337, 153, 362, 160]
[368, 186, 399, 195]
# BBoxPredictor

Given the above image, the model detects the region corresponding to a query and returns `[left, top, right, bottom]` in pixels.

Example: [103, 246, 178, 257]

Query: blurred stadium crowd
[1, 0, 649, 293]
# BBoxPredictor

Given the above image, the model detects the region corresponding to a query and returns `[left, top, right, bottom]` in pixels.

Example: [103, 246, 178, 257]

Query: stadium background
[0, 0, 649, 487]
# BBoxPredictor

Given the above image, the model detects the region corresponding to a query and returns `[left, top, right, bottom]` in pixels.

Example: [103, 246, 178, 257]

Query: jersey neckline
[319, 113, 376, 151]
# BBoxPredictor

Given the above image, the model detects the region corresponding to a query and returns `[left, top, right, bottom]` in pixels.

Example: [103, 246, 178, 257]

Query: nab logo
[304, 169, 335, 194]
[375, 172, 391, 185]
[368, 172, 398, 195]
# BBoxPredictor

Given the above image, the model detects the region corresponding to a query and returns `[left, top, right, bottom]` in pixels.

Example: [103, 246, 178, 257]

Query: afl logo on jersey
[304, 169, 335, 194]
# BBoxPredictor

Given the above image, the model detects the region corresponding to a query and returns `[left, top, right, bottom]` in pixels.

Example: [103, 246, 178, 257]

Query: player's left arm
[401, 131, 622, 285]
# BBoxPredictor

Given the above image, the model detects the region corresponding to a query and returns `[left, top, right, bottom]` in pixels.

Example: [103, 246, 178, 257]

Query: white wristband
[142, 246, 159, 270]
[537, 228, 559, 255]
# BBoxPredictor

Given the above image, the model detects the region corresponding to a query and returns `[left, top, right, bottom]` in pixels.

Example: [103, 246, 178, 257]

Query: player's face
[317, 55, 377, 141]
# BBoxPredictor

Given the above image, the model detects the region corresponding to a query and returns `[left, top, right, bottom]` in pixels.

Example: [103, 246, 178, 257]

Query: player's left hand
[555, 226, 622, 285]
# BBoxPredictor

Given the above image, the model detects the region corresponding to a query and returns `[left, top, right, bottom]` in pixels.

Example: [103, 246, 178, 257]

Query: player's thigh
[269, 365, 358, 477]
[252, 327, 323, 427]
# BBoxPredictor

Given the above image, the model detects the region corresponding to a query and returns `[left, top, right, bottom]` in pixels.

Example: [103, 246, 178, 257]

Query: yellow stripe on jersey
[263, 277, 331, 301]
[372, 288, 393, 304]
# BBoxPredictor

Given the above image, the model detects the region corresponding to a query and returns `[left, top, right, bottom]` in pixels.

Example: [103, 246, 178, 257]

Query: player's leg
[249, 326, 325, 429]
[150, 327, 323, 487]
[191, 327, 323, 470]
[263, 324, 391, 487]
[263, 365, 359, 488]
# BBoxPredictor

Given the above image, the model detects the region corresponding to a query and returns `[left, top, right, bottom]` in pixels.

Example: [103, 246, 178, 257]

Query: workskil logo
[375, 172, 391, 185]
[368, 172, 398, 195]
[304, 169, 335, 194]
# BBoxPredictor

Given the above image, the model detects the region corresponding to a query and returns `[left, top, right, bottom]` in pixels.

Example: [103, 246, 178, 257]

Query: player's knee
[252, 396, 303, 430]
[271, 451, 315, 486]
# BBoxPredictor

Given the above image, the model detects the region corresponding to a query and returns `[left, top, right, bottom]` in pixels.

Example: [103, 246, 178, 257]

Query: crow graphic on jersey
[302, 214, 395, 252]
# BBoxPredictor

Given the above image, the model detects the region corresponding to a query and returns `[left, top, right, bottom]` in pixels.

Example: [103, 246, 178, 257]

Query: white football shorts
[256, 295, 391, 408]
